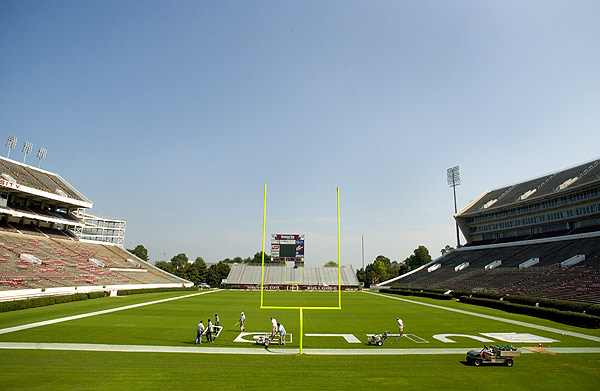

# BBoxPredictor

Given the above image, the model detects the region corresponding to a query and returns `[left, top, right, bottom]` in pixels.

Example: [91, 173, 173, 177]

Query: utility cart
[466, 345, 520, 367]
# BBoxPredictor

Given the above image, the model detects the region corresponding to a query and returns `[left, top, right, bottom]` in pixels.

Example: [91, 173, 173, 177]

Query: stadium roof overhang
[0, 180, 92, 209]
[456, 181, 600, 243]
[459, 181, 599, 219]
[0, 206, 85, 227]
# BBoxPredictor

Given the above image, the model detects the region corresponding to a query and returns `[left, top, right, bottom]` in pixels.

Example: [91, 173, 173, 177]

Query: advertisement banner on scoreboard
[272, 234, 304, 241]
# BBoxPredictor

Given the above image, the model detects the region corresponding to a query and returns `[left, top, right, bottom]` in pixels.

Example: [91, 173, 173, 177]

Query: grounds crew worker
[397, 318, 404, 337]
[278, 323, 287, 345]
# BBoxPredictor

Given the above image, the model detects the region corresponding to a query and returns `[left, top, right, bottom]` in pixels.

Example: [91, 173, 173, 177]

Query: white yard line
[364, 291, 600, 343]
[0, 342, 298, 355]
[0, 290, 221, 335]
[1, 342, 599, 355]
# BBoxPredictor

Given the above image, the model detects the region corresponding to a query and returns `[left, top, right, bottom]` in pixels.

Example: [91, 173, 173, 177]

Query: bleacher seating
[0, 231, 184, 291]
[224, 264, 359, 289]
[389, 234, 600, 303]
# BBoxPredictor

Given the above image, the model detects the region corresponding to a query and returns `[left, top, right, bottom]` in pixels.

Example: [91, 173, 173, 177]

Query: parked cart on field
[467, 345, 521, 367]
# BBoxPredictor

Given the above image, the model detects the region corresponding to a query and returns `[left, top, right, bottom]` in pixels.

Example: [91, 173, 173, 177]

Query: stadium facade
[456, 159, 600, 244]
[379, 158, 600, 304]
[72, 210, 127, 246]
[0, 154, 191, 301]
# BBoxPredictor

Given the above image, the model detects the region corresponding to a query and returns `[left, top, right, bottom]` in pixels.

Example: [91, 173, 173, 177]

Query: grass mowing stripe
[0, 290, 221, 335]
[365, 290, 600, 342]
[2, 349, 599, 390]
[4, 342, 599, 355]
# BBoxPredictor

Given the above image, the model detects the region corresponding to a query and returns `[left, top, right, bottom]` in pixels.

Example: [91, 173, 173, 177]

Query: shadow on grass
[134, 336, 188, 344]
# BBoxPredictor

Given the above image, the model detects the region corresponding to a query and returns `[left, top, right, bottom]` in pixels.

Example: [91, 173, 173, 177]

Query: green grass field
[1, 289, 599, 390]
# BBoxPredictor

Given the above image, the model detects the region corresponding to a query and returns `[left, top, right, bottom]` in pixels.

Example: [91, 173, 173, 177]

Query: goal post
[259, 185, 342, 354]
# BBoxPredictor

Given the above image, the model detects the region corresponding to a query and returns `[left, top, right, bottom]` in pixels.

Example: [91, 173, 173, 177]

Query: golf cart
[467, 345, 520, 367]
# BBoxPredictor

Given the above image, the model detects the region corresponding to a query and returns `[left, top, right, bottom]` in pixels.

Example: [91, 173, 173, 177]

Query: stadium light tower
[447, 165, 461, 247]
[37, 147, 47, 168]
[22, 141, 33, 164]
[6, 136, 17, 158]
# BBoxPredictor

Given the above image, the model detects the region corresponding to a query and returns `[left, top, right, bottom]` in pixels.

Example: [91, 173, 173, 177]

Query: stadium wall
[0, 282, 192, 303]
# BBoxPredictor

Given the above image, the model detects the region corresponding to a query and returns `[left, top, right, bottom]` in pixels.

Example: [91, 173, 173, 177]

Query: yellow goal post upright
[260, 185, 342, 354]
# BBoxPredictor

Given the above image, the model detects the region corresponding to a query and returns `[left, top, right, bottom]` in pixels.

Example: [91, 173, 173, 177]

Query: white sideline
[365, 291, 600, 343]
[1, 342, 599, 355]
[0, 342, 298, 355]
[0, 290, 221, 335]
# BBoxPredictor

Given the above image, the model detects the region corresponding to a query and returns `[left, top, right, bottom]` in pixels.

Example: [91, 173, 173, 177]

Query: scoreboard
[271, 234, 304, 263]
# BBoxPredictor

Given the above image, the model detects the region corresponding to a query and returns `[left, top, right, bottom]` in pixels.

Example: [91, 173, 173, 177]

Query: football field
[0, 289, 599, 389]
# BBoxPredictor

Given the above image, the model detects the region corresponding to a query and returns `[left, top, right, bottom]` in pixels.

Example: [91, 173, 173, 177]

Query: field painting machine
[253, 333, 292, 347]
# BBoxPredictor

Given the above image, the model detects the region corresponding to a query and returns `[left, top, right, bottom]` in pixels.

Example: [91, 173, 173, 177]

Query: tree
[182, 257, 208, 285]
[126, 244, 149, 261]
[370, 259, 389, 283]
[323, 261, 337, 267]
[155, 261, 175, 274]
[374, 255, 391, 265]
[248, 251, 270, 264]
[441, 244, 454, 255]
[356, 267, 367, 285]
[405, 246, 432, 270]
[396, 261, 409, 276]
[356, 254, 399, 287]
[206, 261, 231, 287]
[170, 253, 189, 270]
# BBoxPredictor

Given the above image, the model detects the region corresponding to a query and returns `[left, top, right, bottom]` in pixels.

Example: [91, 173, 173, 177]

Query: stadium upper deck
[0, 154, 191, 298]
[379, 159, 600, 304]
[0, 156, 91, 207]
[456, 158, 600, 243]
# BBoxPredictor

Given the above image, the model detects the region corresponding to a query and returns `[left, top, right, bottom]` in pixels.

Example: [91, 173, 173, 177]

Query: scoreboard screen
[271, 234, 304, 263]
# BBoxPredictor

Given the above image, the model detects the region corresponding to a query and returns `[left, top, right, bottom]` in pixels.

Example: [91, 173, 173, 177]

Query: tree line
[356, 245, 452, 287]
[127, 243, 454, 289]
[126, 245, 274, 287]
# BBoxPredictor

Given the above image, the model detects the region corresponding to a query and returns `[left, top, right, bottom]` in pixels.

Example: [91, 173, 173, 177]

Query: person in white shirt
[277, 323, 286, 345]
[196, 320, 205, 344]
[207, 319, 214, 342]
[271, 317, 277, 337]
[397, 318, 404, 337]
[240, 312, 246, 331]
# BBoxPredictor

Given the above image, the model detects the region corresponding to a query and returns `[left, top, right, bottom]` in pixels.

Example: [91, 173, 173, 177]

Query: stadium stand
[223, 264, 360, 290]
[378, 158, 600, 304]
[0, 154, 191, 301]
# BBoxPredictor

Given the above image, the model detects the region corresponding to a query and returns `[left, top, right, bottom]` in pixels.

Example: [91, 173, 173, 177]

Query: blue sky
[1, 1, 599, 268]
